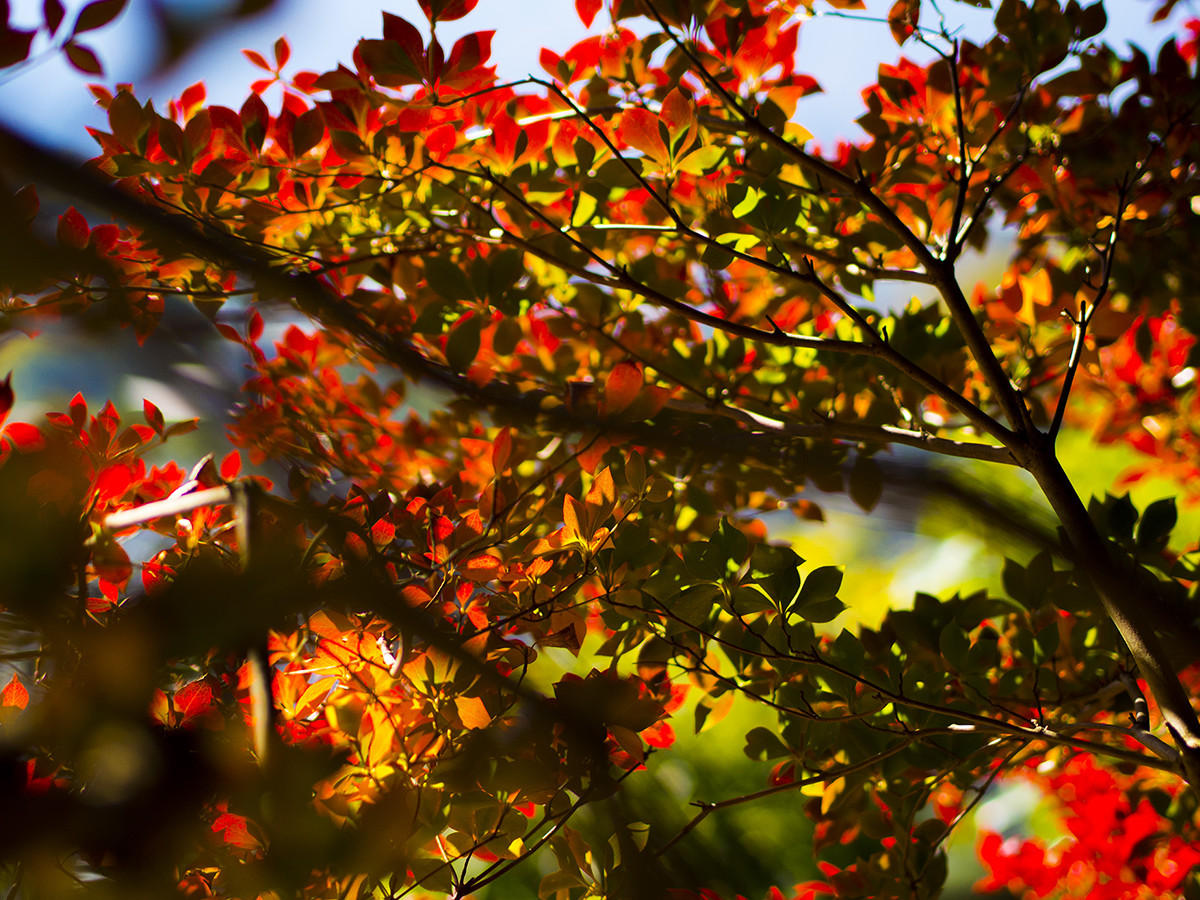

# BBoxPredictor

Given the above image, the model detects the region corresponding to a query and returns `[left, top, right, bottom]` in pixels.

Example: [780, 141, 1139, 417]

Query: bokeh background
[0, 1, 1195, 896]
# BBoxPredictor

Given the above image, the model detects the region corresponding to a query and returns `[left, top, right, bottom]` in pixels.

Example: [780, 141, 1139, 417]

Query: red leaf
[57, 206, 89, 249]
[425, 122, 457, 161]
[382, 12, 424, 59]
[73, 0, 125, 33]
[247, 308, 263, 343]
[219, 449, 241, 480]
[142, 559, 170, 594]
[242, 48, 270, 70]
[292, 106, 325, 155]
[604, 361, 643, 414]
[215, 322, 242, 344]
[642, 719, 675, 748]
[273, 36, 290, 68]
[180, 81, 205, 115]
[4, 422, 43, 452]
[69, 392, 87, 430]
[212, 811, 263, 850]
[143, 398, 164, 434]
[371, 518, 395, 547]
[1, 673, 28, 710]
[93, 463, 134, 502]
[418, 0, 479, 23]
[175, 678, 215, 726]
[576, 0, 603, 27]
[444, 30, 493, 77]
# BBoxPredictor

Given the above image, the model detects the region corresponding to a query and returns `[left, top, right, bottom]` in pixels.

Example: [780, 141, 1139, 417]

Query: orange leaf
[577, 435, 610, 474]
[455, 695, 490, 729]
[617, 108, 667, 162]
[887, 0, 920, 45]
[604, 361, 643, 414]
[585, 466, 615, 509]
[461, 553, 501, 581]
[563, 494, 587, 543]
[1, 673, 28, 710]
[660, 88, 694, 142]
[491, 427, 513, 472]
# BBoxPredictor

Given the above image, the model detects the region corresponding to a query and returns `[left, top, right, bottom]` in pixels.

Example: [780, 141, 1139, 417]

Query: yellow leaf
[821, 775, 847, 815]
[571, 191, 598, 227]
[784, 122, 813, 144]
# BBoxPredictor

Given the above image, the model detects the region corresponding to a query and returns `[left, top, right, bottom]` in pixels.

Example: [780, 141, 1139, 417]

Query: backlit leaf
[575, 0, 602, 27]
[455, 695, 490, 729]
[1, 673, 28, 710]
[604, 361, 642, 414]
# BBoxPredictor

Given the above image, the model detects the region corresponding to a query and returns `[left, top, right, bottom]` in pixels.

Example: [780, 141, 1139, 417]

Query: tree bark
[1022, 435, 1200, 785]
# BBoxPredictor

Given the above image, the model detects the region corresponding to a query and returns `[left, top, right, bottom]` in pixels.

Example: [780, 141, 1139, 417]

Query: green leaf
[683, 540, 725, 580]
[425, 257, 475, 301]
[848, 455, 883, 512]
[730, 584, 776, 616]
[1137, 498, 1177, 549]
[796, 596, 844, 623]
[1001, 557, 1028, 608]
[796, 566, 842, 609]
[743, 725, 790, 760]
[488, 249, 524, 298]
[750, 544, 802, 612]
[713, 518, 749, 568]
[445, 315, 482, 373]
[702, 241, 735, 269]
[938, 622, 970, 669]
[673, 584, 720, 621]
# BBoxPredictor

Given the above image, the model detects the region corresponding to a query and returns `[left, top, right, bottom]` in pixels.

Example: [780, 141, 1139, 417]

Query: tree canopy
[1, 0, 1200, 897]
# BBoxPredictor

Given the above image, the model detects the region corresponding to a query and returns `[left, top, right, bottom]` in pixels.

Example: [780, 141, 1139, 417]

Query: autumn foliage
[1, 0, 1200, 897]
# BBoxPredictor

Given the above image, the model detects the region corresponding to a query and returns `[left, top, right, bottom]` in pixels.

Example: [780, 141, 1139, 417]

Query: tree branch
[640, 0, 1030, 434]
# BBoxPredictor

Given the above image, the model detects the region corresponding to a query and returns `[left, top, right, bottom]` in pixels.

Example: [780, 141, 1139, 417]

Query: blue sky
[0, 0, 1188, 156]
